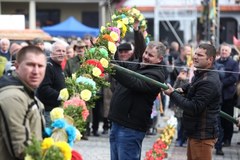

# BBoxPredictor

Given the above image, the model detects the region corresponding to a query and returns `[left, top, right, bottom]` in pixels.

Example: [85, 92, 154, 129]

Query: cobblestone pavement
[73, 109, 240, 160]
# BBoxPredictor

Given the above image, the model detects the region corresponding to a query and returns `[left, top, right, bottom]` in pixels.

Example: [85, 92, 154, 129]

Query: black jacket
[216, 57, 239, 100]
[108, 61, 165, 132]
[170, 69, 221, 139]
[36, 59, 66, 111]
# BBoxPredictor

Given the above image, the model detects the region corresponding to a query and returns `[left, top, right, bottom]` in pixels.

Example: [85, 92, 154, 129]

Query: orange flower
[102, 34, 114, 42]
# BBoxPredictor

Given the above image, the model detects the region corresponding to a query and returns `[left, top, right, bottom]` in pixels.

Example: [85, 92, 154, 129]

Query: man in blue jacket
[108, 41, 166, 160]
[217, 43, 239, 147]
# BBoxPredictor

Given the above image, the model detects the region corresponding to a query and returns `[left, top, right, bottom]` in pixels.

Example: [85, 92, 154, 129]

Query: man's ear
[15, 62, 19, 69]
[208, 56, 214, 65]
[158, 56, 163, 63]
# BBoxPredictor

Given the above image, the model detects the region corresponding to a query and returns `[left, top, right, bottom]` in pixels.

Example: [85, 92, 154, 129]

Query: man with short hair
[4, 43, 23, 75]
[109, 41, 166, 160]
[64, 40, 86, 77]
[0, 38, 11, 60]
[32, 37, 45, 51]
[117, 43, 134, 61]
[36, 41, 67, 127]
[217, 43, 239, 147]
[32, 37, 50, 57]
[163, 43, 221, 160]
[0, 46, 46, 160]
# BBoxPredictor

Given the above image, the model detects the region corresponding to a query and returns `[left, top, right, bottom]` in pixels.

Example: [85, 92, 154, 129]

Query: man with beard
[163, 43, 221, 160]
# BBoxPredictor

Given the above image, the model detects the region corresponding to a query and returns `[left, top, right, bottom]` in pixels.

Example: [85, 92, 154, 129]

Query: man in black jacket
[37, 41, 67, 127]
[163, 43, 221, 160]
[108, 41, 166, 160]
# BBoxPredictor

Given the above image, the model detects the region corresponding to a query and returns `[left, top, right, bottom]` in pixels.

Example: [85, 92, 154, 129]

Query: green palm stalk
[112, 64, 238, 124]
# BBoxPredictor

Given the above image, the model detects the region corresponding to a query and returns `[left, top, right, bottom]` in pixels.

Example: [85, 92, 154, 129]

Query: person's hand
[175, 88, 183, 93]
[177, 72, 187, 80]
[236, 117, 240, 127]
[133, 20, 140, 31]
[162, 83, 174, 96]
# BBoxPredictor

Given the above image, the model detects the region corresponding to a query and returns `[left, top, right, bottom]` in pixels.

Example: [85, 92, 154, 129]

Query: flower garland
[144, 125, 176, 160]
[26, 6, 150, 160]
[64, 6, 149, 113]
[144, 117, 177, 160]
[63, 96, 89, 133]
[25, 136, 72, 160]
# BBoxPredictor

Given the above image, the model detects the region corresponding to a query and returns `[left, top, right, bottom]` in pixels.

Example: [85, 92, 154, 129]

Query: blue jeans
[44, 111, 51, 128]
[110, 122, 145, 160]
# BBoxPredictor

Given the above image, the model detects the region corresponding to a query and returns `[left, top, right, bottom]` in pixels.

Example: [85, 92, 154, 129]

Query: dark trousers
[92, 97, 103, 133]
[221, 98, 235, 144]
[215, 116, 224, 150]
[103, 117, 111, 130]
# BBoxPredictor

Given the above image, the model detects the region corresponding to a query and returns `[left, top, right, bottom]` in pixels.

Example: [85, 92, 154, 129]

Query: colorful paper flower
[54, 141, 72, 160]
[50, 107, 64, 121]
[110, 31, 119, 41]
[41, 137, 55, 151]
[108, 41, 117, 54]
[75, 129, 82, 141]
[80, 89, 92, 101]
[99, 48, 109, 57]
[71, 150, 83, 160]
[92, 67, 102, 77]
[59, 88, 69, 101]
[100, 58, 109, 68]
[76, 76, 96, 89]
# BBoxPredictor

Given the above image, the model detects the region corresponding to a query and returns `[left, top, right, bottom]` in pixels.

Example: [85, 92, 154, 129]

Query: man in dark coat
[217, 43, 239, 147]
[163, 43, 221, 160]
[108, 41, 166, 160]
[36, 41, 67, 127]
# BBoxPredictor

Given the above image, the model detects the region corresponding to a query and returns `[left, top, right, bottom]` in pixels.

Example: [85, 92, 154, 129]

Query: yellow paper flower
[41, 137, 54, 151]
[60, 88, 69, 101]
[24, 154, 34, 160]
[108, 41, 117, 54]
[111, 14, 116, 20]
[75, 129, 82, 141]
[54, 141, 72, 160]
[117, 20, 123, 28]
[50, 107, 64, 121]
[129, 17, 134, 24]
[110, 31, 119, 41]
[100, 58, 109, 68]
[71, 73, 76, 80]
[100, 26, 106, 33]
[80, 89, 92, 101]
[138, 14, 144, 21]
[92, 67, 101, 77]
[130, 8, 140, 16]
[141, 20, 146, 26]
[122, 17, 129, 25]
[121, 24, 127, 38]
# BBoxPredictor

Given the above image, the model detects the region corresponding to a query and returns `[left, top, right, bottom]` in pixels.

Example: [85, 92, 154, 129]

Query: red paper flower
[71, 150, 83, 160]
[85, 59, 105, 77]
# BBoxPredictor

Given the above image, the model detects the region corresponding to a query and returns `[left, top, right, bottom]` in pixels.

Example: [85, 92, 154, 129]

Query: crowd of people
[1, 27, 240, 160]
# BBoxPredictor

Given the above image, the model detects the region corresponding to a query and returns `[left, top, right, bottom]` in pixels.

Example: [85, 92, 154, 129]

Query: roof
[0, 29, 52, 41]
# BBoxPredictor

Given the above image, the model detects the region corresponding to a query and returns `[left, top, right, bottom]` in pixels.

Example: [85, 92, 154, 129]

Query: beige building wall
[1, 2, 99, 22]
